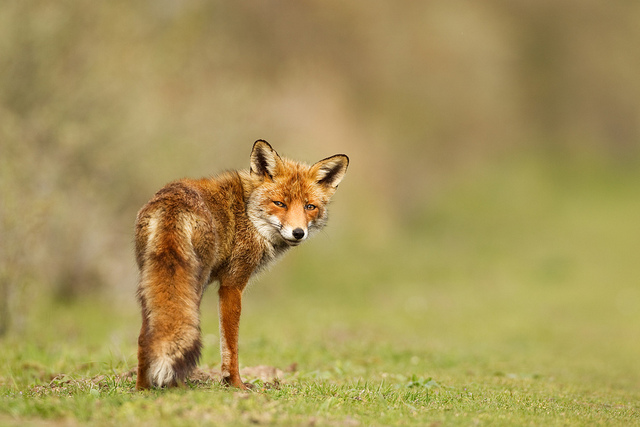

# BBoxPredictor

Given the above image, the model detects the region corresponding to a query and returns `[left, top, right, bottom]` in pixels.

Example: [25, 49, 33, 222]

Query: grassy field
[1, 157, 639, 426]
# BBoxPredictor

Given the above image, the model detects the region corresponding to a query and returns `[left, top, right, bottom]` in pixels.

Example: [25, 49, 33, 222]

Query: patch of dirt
[190, 363, 297, 384]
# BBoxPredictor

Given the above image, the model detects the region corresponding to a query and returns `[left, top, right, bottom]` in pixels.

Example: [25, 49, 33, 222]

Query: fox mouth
[283, 238, 303, 247]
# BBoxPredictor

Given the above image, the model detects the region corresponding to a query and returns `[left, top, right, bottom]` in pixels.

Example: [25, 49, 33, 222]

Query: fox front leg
[218, 285, 249, 390]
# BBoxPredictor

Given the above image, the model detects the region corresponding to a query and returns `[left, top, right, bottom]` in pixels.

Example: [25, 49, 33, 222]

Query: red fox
[135, 140, 348, 390]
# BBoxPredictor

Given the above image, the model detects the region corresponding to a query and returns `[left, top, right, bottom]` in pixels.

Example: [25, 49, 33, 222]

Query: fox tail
[135, 224, 203, 389]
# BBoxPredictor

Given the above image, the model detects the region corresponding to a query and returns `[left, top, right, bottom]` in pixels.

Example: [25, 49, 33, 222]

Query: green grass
[2, 157, 640, 426]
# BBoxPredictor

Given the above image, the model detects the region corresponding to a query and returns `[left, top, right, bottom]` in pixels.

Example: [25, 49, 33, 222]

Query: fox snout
[280, 225, 308, 245]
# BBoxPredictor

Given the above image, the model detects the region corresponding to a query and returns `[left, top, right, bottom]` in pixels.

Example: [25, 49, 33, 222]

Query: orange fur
[135, 140, 348, 389]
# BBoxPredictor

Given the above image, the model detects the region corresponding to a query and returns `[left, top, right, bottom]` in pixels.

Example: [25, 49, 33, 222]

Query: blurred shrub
[1, 1, 638, 332]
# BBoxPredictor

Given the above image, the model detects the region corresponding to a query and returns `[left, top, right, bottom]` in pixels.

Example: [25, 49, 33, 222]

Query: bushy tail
[136, 230, 203, 389]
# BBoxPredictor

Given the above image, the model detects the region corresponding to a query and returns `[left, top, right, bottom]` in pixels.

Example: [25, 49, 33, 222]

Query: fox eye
[305, 203, 317, 210]
[273, 201, 286, 208]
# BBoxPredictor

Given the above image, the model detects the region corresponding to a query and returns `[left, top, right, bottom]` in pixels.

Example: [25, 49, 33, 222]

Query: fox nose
[292, 228, 305, 240]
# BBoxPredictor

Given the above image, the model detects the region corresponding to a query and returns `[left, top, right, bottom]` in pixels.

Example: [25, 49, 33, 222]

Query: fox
[134, 140, 348, 390]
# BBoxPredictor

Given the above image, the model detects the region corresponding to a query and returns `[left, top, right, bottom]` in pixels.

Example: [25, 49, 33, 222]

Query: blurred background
[1, 0, 639, 378]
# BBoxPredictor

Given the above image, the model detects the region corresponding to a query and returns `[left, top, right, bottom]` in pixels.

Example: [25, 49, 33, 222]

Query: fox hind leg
[136, 300, 153, 389]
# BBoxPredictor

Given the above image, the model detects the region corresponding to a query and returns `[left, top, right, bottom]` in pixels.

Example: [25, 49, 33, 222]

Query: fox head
[246, 140, 349, 247]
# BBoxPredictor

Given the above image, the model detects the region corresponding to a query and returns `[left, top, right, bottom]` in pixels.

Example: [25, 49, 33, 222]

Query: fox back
[135, 140, 348, 389]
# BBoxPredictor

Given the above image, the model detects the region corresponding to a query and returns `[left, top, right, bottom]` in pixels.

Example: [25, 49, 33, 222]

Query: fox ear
[312, 154, 349, 189]
[250, 140, 283, 179]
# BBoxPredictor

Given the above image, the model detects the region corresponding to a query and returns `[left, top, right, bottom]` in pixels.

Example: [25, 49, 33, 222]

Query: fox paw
[221, 376, 253, 391]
